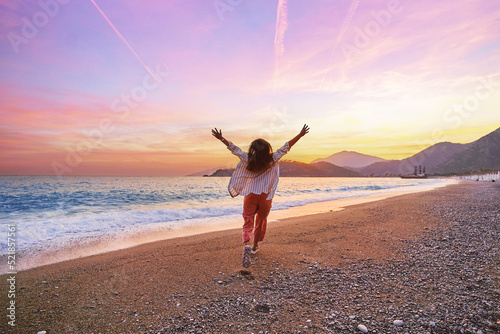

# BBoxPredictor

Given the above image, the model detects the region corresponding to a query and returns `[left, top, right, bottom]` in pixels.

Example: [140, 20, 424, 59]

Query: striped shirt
[227, 141, 290, 200]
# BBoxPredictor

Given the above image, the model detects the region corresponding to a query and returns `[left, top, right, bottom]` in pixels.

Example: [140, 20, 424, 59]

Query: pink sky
[1, 0, 499, 176]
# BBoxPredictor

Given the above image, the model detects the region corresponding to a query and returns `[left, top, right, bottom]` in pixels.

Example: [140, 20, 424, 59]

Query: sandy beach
[1, 180, 499, 333]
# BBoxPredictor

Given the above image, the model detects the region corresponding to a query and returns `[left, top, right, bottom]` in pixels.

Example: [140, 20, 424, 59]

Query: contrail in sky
[273, 0, 289, 91]
[274, 0, 289, 58]
[320, 0, 359, 89]
[88, 1, 202, 142]
[89, 0, 165, 88]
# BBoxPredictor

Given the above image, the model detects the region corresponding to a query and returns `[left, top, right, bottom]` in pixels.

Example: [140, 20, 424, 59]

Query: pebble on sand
[37, 332, 47, 334]
[357, 324, 368, 333]
[393, 319, 404, 326]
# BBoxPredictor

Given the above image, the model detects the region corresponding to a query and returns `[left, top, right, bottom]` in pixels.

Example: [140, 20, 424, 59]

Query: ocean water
[0, 176, 447, 270]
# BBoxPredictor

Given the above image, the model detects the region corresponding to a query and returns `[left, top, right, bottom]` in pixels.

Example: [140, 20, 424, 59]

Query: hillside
[361, 142, 466, 176]
[433, 127, 500, 174]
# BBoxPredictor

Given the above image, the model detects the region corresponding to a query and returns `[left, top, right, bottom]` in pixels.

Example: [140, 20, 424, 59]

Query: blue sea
[0, 176, 449, 271]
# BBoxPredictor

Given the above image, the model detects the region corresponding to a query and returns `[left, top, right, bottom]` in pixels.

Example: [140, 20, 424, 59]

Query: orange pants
[242, 192, 272, 244]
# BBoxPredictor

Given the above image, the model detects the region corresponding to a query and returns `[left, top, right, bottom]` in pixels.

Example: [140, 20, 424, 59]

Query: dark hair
[247, 139, 273, 173]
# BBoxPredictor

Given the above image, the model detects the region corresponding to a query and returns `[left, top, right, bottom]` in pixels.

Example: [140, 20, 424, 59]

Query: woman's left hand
[212, 128, 223, 140]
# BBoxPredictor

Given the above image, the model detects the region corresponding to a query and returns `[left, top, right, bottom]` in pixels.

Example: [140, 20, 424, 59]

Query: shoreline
[6, 178, 455, 274]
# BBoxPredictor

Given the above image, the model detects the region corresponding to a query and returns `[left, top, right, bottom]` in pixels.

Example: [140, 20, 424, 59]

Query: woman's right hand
[288, 124, 309, 148]
[299, 124, 310, 137]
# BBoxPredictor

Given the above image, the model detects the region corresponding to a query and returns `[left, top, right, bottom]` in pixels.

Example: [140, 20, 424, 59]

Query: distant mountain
[312, 151, 386, 169]
[207, 160, 361, 177]
[361, 142, 465, 176]
[187, 167, 225, 176]
[360, 126, 500, 176]
[279, 161, 362, 177]
[358, 160, 402, 177]
[433, 127, 500, 174]
[210, 168, 234, 177]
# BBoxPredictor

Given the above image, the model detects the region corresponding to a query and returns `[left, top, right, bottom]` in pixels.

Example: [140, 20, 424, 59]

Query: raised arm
[288, 124, 309, 148]
[212, 128, 229, 146]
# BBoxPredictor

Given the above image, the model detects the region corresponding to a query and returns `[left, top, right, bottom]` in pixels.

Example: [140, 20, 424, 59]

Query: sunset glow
[1, 0, 499, 176]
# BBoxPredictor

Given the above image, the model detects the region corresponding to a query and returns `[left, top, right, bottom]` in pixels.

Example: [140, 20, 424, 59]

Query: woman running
[211, 124, 309, 267]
